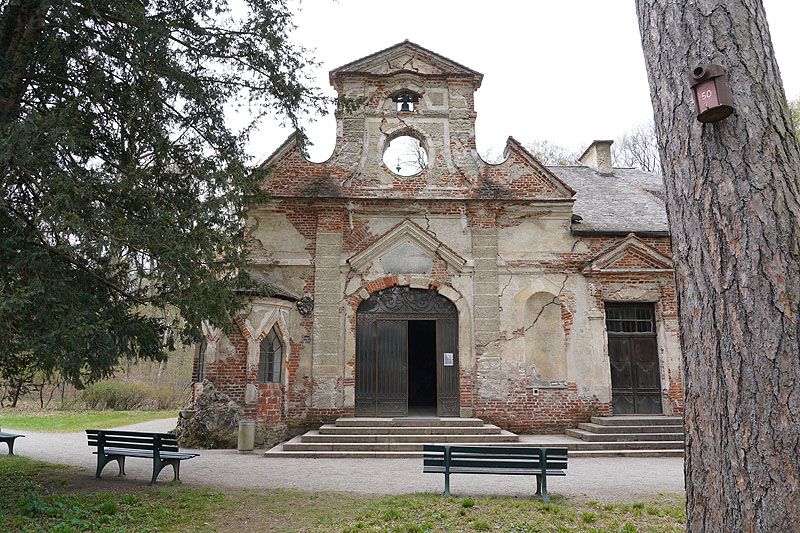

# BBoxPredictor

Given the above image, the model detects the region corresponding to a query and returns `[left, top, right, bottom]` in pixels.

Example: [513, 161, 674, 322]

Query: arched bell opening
[354, 286, 459, 417]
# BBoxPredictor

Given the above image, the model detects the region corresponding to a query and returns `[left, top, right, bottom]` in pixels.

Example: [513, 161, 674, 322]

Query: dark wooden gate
[605, 303, 662, 414]
[355, 286, 459, 417]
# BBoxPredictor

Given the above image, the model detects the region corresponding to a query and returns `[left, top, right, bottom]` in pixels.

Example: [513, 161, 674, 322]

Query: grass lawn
[0, 409, 177, 432]
[0, 455, 686, 532]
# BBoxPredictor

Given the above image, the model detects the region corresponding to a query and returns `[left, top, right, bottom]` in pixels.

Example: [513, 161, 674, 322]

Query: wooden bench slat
[95, 449, 198, 460]
[87, 433, 177, 442]
[425, 444, 539, 455]
[88, 433, 179, 445]
[88, 436, 179, 447]
[87, 436, 179, 446]
[427, 458, 539, 467]
[422, 444, 568, 501]
[86, 429, 177, 438]
[424, 466, 568, 476]
[87, 429, 197, 485]
[87, 441, 179, 453]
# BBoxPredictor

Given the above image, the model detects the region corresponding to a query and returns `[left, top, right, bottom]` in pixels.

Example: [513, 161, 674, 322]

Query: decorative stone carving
[296, 296, 314, 315]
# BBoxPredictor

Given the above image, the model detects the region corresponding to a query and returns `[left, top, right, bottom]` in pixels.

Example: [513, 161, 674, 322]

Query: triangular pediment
[503, 137, 576, 199]
[582, 234, 673, 273]
[258, 130, 302, 170]
[330, 40, 482, 84]
[348, 219, 467, 273]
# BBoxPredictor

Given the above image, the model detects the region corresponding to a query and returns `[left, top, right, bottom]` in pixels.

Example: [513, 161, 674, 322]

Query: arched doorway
[355, 286, 459, 417]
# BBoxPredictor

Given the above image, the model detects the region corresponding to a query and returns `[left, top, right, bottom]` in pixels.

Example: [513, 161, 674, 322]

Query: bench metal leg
[444, 472, 451, 498]
[536, 474, 550, 502]
[2, 438, 16, 455]
[150, 461, 165, 486]
[94, 454, 125, 479]
[170, 460, 181, 482]
[150, 458, 181, 485]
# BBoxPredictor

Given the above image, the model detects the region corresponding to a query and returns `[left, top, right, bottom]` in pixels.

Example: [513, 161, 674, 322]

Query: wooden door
[436, 317, 460, 416]
[355, 318, 409, 417]
[376, 320, 408, 416]
[355, 286, 459, 417]
[355, 316, 377, 416]
[606, 304, 662, 414]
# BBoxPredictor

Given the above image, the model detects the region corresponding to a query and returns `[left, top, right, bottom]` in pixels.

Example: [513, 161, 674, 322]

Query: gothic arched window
[196, 339, 207, 382]
[258, 326, 283, 383]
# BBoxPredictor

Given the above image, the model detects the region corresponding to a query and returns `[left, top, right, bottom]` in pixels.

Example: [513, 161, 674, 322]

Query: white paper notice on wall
[443, 352, 453, 366]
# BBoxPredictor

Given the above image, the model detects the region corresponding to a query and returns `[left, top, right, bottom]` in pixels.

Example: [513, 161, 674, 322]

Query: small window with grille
[605, 304, 654, 334]
[258, 326, 283, 383]
[196, 339, 207, 382]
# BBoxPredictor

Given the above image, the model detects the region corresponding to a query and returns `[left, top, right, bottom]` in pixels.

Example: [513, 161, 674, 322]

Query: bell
[400, 101, 410, 112]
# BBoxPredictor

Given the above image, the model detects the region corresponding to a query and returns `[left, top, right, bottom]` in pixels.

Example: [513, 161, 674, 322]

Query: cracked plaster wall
[206, 45, 684, 434]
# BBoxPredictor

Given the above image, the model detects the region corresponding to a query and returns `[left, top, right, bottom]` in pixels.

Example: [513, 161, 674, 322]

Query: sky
[246, 1, 800, 163]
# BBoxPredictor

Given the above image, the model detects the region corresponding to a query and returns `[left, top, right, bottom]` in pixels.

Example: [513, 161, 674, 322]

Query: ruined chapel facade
[192, 42, 684, 440]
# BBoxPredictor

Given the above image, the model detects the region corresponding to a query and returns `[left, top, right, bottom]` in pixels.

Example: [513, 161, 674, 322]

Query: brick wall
[476, 383, 611, 434]
[191, 44, 683, 438]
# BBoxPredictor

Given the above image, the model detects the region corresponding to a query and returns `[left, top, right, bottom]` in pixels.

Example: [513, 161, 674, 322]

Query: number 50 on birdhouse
[689, 63, 734, 123]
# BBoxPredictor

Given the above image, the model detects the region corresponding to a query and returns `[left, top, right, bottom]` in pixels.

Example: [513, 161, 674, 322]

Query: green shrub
[149, 386, 187, 410]
[80, 381, 186, 410]
[81, 382, 145, 410]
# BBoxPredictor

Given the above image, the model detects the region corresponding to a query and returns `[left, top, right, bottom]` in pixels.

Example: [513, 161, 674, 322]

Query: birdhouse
[689, 64, 734, 123]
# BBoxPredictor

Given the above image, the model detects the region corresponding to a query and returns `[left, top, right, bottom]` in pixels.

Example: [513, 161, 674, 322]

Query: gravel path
[3, 418, 685, 502]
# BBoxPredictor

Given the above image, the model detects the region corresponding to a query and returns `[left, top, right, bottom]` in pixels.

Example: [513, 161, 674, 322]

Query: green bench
[86, 429, 198, 485]
[0, 429, 24, 455]
[423, 444, 568, 501]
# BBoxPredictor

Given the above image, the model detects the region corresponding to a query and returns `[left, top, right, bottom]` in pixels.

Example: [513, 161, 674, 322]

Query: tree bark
[635, 1, 800, 531]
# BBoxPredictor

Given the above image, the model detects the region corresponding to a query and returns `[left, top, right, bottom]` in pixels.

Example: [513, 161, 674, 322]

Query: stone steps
[576, 422, 683, 434]
[304, 429, 513, 443]
[590, 415, 682, 426]
[278, 435, 682, 453]
[287, 429, 518, 447]
[265, 416, 519, 457]
[333, 417, 484, 427]
[318, 424, 503, 435]
[263, 415, 685, 458]
[565, 429, 683, 442]
[565, 415, 684, 455]
[265, 437, 685, 459]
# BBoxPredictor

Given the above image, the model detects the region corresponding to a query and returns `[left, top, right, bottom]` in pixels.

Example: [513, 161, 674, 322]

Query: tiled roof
[548, 166, 669, 234]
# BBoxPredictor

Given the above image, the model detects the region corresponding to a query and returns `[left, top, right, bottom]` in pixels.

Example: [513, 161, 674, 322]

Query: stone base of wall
[252, 386, 610, 436]
[474, 383, 611, 433]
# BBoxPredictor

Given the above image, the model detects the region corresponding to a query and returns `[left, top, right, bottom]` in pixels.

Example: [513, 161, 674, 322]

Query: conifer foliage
[0, 0, 322, 388]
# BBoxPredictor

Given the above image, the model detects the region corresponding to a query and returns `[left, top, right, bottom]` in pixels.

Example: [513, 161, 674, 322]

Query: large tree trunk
[635, 1, 800, 531]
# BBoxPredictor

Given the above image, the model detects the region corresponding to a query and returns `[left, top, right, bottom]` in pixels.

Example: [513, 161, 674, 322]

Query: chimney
[578, 140, 614, 174]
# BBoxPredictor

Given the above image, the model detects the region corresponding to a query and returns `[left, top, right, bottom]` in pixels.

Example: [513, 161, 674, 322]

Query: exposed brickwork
[191, 43, 684, 445]
[476, 382, 612, 434]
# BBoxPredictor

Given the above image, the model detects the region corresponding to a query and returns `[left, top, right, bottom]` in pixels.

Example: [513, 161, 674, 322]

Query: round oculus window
[383, 135, 428, 176]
